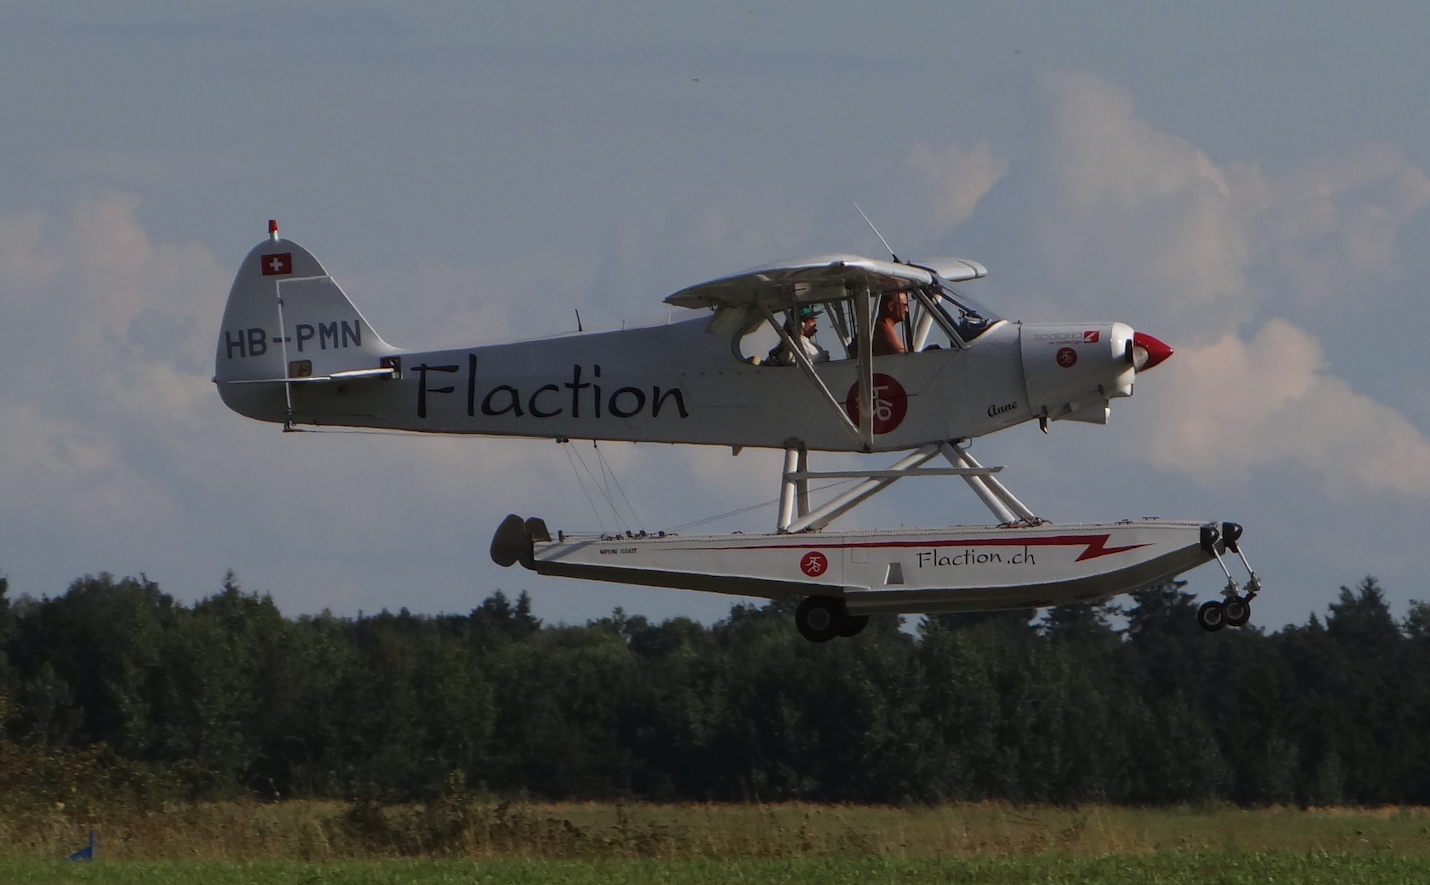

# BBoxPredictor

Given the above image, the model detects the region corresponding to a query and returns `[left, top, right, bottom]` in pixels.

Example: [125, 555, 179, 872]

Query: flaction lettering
[916, 546, 1036, 568]
[415, 359, 690, 423]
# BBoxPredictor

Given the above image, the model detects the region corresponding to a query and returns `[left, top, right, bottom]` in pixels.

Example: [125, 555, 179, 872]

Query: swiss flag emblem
[1083, 330, 1100, 344]
[261, 253, 293, 276]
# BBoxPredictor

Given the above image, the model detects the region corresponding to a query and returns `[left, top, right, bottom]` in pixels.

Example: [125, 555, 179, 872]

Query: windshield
[926, 280, 995, 343]
[916, 278, 1001, 344]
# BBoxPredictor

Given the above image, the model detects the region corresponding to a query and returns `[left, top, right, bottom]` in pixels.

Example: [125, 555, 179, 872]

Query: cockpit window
[727, 274, 1002, 364]
[734, 305, 846, 364]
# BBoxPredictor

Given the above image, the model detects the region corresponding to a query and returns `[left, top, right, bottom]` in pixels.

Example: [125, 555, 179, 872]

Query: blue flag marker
[68, 830, 97, 862]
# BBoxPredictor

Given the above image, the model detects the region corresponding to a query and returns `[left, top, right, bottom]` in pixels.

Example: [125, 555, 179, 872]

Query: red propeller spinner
[1131, 331, 1173, 371]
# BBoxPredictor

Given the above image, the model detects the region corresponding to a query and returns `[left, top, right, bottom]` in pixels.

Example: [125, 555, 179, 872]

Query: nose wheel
[1196, 599, 1227, 631]
[1196, 522, 1261, 633]
[1222, 595, 1252, 627]
[1196, 595, 1252, 632]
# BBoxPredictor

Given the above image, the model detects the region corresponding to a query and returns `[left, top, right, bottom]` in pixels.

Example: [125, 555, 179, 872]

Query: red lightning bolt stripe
[702, 534, 1148, 562]
[1065, 534, 1147, 562]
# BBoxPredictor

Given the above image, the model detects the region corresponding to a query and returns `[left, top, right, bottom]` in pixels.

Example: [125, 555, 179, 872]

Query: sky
[3, 1, 1430, 631]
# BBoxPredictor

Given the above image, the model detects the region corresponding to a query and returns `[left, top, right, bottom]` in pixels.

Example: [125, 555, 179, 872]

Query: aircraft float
[216, 220, 1261, 641]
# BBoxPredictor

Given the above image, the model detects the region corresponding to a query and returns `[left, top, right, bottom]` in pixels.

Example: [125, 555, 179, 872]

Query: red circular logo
[1056, 347, 1078, 368]
[844, 373, 909, 434]
[800, 551, 829, 577]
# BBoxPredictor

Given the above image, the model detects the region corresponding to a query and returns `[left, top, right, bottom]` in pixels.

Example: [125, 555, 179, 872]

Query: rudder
[215, 224, 397, 422]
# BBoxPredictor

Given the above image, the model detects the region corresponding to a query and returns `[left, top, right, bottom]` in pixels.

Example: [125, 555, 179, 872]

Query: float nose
[1130, 331, 1173, 371]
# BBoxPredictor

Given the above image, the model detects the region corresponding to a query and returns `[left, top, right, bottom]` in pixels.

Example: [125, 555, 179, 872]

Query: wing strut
[779, 443, 943, 533]
[777, 443, 810, 530]
[853, 284, 875, 450]
[754, 300, 867, 449]
[940, 442, 1042, 526]
[775, 441, 1044, 533]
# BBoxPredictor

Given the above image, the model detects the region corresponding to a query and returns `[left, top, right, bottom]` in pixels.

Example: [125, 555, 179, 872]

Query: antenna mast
[853, 202, 899, 263]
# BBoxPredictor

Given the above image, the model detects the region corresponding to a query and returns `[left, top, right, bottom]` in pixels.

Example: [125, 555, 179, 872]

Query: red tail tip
[268, 219, 279, 240]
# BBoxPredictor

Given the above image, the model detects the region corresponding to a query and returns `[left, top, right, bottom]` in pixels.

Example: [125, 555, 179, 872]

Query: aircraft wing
[663, 254, 986, 310]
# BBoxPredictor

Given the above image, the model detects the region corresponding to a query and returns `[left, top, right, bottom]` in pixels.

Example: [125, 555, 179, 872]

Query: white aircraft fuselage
[216, 237, 1160, 452]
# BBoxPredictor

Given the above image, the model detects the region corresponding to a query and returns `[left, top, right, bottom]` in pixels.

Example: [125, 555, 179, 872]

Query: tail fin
[215, 227, 396, 422]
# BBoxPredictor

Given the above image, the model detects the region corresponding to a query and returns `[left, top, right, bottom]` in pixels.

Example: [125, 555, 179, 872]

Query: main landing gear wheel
[796, 596, 848, 643]
[1197, 600, 1226, 632]
[1223, 596, 1252, 628]
[1198, 520, 1261, 632]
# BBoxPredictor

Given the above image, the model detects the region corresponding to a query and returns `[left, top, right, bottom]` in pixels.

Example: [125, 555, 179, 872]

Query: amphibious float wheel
[837, 614, 870, 638]
[796, 596, 844, 643]
[1223, 596, 1251, 628]
[1196, 600, 1226, 632]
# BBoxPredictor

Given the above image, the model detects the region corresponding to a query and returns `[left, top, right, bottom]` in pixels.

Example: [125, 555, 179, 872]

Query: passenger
[872, 291, 909, 356]
[767, 305, 830, 366]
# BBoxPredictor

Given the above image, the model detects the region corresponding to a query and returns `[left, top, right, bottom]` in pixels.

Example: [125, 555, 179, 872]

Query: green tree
[0, 573, 13, 740]
[6, 574, 175, 752]
[1319, 577, 1410, 803]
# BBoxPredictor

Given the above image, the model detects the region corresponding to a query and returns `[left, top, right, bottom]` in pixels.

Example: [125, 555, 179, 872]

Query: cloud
[1014, 71, 1430, 497]
[0, 209, 59, 290]
[908, 141, 1009, 228]
[1252, 145, 1430, 303]
[1139, 319, 1430, 496]
[1027, 71, 1430, 342]
[1030, 70, 1256, 332]
[0, 401, 177, 530]
[0, 194, 802, 612]
[0, 195, 232, 537]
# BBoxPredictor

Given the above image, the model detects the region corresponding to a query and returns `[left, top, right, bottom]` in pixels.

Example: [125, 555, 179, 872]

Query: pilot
[872, 290, 909, 356]
[767, 305, 830, 366]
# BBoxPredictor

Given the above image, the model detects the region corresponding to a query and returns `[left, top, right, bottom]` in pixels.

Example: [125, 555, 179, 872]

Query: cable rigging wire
[592, 441, 645, 534]
[294, 426, 867, 535]
[563, 442, 609, 531]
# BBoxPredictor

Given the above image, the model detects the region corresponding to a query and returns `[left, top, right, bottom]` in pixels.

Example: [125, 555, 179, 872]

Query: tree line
[1, 569, 1427, 807]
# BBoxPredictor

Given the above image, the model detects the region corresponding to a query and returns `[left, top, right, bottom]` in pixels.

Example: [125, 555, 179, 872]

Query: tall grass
[6, 799, 1430, 861]
[6, 743, 1430, 862]
[7, 855, 1430, 885]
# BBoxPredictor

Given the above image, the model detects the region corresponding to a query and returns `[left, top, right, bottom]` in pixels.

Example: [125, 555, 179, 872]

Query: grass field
[5, 854, 1430, 885]
[5, 800, 1430, 861]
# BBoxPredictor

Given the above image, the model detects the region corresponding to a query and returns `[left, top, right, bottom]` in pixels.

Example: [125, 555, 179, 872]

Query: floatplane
[216, 220, 1260, 641]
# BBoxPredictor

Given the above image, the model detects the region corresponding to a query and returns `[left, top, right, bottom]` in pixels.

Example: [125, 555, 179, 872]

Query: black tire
[837, 614, 869, 638]
[490, 514, 529, 567]
[796, 596, 844, 643]
[1196, 600, 1226, 632]
[1223, 596, 1251, 628]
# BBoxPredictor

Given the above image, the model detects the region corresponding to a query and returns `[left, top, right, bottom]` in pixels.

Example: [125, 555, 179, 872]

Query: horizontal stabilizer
[224, 367, 396, 385]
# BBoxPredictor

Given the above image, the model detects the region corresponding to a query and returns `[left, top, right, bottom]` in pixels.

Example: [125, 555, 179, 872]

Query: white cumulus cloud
[1028, 71, 1430, 344]
[1140, 320, 1430, 495]
[1025, 71, 1430, 497]
[908, 141, 1009, 228]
